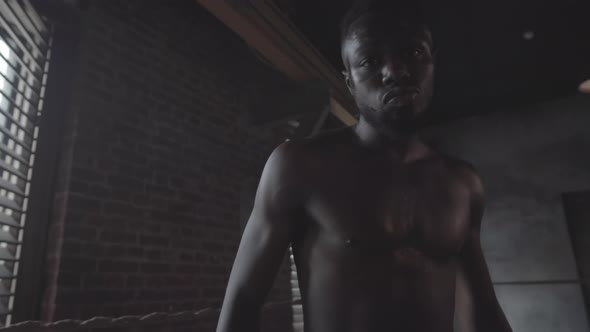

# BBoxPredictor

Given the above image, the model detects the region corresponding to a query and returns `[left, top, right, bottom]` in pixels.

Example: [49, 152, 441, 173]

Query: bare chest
[304, 160, 472, 258]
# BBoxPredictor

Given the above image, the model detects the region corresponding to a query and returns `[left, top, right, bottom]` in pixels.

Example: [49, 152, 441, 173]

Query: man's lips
[382, 87, 421, 106]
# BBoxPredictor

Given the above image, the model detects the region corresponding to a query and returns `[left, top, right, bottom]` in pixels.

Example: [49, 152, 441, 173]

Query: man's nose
[381, 57, 409, 85]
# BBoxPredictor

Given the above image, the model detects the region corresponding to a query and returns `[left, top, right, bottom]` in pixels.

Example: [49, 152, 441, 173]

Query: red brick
[85, 273, 126, 289]
[60, 257, 97, 274]
[100, 231, 137, 244]
[139, 235, 170, 247]
[64, 225, 98, 242]
[140, 263, 171, 274]
[97, 260, 139, 273]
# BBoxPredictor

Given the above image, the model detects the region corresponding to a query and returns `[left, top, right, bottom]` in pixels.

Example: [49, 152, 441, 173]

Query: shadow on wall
[423, 94, 590, 332]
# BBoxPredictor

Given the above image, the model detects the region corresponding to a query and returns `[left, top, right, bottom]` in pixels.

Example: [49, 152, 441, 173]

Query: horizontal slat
[0, 157, 28, 180]
[0, 23, 44, 81]
[0, 26, 43, 84]
[0, 248, 15, 262]
[0, 3, 46, 70]
[0, 279, 13, 296]
[293, 322, 304, 332]
[0, 51, 43, 93]
[0, 177, 24, 197]
[0, 130, 33, 157]
[21, 0, 51, 40]
[0, 85, 41, 128]
[0, 264, 14, 278]
[0, 213, 19, 228]
[0, 71, 43, 118]
[6, 0, 49, 53]
[0, 142, 29, 165]
[0, 229, 18, 245]
[0, 94, 41, 132]
[0, 126, 33, 159]
[0, 126, 34, 155]
[0, 297, 9, 316]
[0, 196, 20, 213]
[0, 107, 39, 143]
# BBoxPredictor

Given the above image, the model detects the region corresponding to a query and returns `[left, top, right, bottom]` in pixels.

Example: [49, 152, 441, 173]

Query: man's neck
[352, 116, 427, 163]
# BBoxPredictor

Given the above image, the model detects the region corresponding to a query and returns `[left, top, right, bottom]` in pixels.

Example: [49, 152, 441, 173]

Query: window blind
[0, 0, 51, 326]
[290, 247, 304, 332]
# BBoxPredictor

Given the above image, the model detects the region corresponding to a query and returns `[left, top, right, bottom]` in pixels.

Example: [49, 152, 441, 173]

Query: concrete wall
[563, 191, 590, 320]
[424, 94, 590, 332]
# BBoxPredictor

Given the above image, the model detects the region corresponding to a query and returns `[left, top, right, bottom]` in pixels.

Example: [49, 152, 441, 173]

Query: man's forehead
[342, 20, 432, 62]
[340, 11, 433, 68]
[347, 13, 429, 44]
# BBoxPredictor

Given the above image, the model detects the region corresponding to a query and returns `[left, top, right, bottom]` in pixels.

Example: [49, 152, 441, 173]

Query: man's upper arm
[219, 142, 303, 319]
[455, 165, 512, 332]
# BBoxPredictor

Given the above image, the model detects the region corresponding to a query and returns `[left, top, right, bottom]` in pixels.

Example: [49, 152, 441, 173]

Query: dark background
[289, 0, 590, 123]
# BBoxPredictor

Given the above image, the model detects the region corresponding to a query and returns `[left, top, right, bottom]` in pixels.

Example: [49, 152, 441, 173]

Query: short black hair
[340, 0, 430, 43]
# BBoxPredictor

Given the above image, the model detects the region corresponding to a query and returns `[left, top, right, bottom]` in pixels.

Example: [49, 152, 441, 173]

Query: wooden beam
[197, 0, 357, 125]
[330, 97, 358, 126]
[197, 0, 308, 80]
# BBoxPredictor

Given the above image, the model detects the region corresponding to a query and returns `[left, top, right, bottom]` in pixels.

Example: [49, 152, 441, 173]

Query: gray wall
[424, 94, 590, 331]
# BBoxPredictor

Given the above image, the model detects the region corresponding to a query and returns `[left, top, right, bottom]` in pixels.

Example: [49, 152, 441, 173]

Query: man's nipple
[344, 237, 357, 248]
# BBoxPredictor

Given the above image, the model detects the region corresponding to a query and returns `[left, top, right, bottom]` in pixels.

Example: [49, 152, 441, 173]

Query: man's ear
[342, 70, 353, 94]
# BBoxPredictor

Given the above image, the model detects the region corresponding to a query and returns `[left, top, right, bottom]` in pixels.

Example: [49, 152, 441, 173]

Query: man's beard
[359, 105, 418, 140]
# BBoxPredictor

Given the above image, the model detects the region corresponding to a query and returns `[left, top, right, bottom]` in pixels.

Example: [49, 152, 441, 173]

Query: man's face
[342, 13, 435, 134]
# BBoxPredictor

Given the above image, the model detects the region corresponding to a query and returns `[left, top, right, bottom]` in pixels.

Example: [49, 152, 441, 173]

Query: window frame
[10, 4, 81, 323]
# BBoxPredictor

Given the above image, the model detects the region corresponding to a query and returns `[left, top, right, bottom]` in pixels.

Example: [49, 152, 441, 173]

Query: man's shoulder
[300, 126, 355, 148]
[274, 126, 354, 160]
[259, 141, 305, 201]
[266, 126, 354, 180]
[432, 153, 484, 197]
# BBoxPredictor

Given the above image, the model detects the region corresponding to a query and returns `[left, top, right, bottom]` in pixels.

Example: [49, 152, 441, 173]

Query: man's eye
[411, 47, 424, 57]
[359, 58, 376, 67]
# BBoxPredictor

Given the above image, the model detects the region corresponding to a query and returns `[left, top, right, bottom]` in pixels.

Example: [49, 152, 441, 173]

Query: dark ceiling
[288, 0, 590, 123]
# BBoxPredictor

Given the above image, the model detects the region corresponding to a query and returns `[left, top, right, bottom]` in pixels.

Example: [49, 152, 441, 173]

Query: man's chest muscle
[304, 163, 471, 256]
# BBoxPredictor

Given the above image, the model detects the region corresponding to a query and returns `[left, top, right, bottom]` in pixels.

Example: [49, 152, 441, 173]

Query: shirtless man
[217, 1, 513, 331]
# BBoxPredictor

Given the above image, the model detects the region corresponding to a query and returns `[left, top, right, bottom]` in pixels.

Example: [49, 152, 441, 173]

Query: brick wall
[42, 0, 294, 323]
[2, 303, 292, 332]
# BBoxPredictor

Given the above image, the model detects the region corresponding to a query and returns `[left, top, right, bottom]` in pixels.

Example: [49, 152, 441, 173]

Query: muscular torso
[291, 129, 473, 332]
